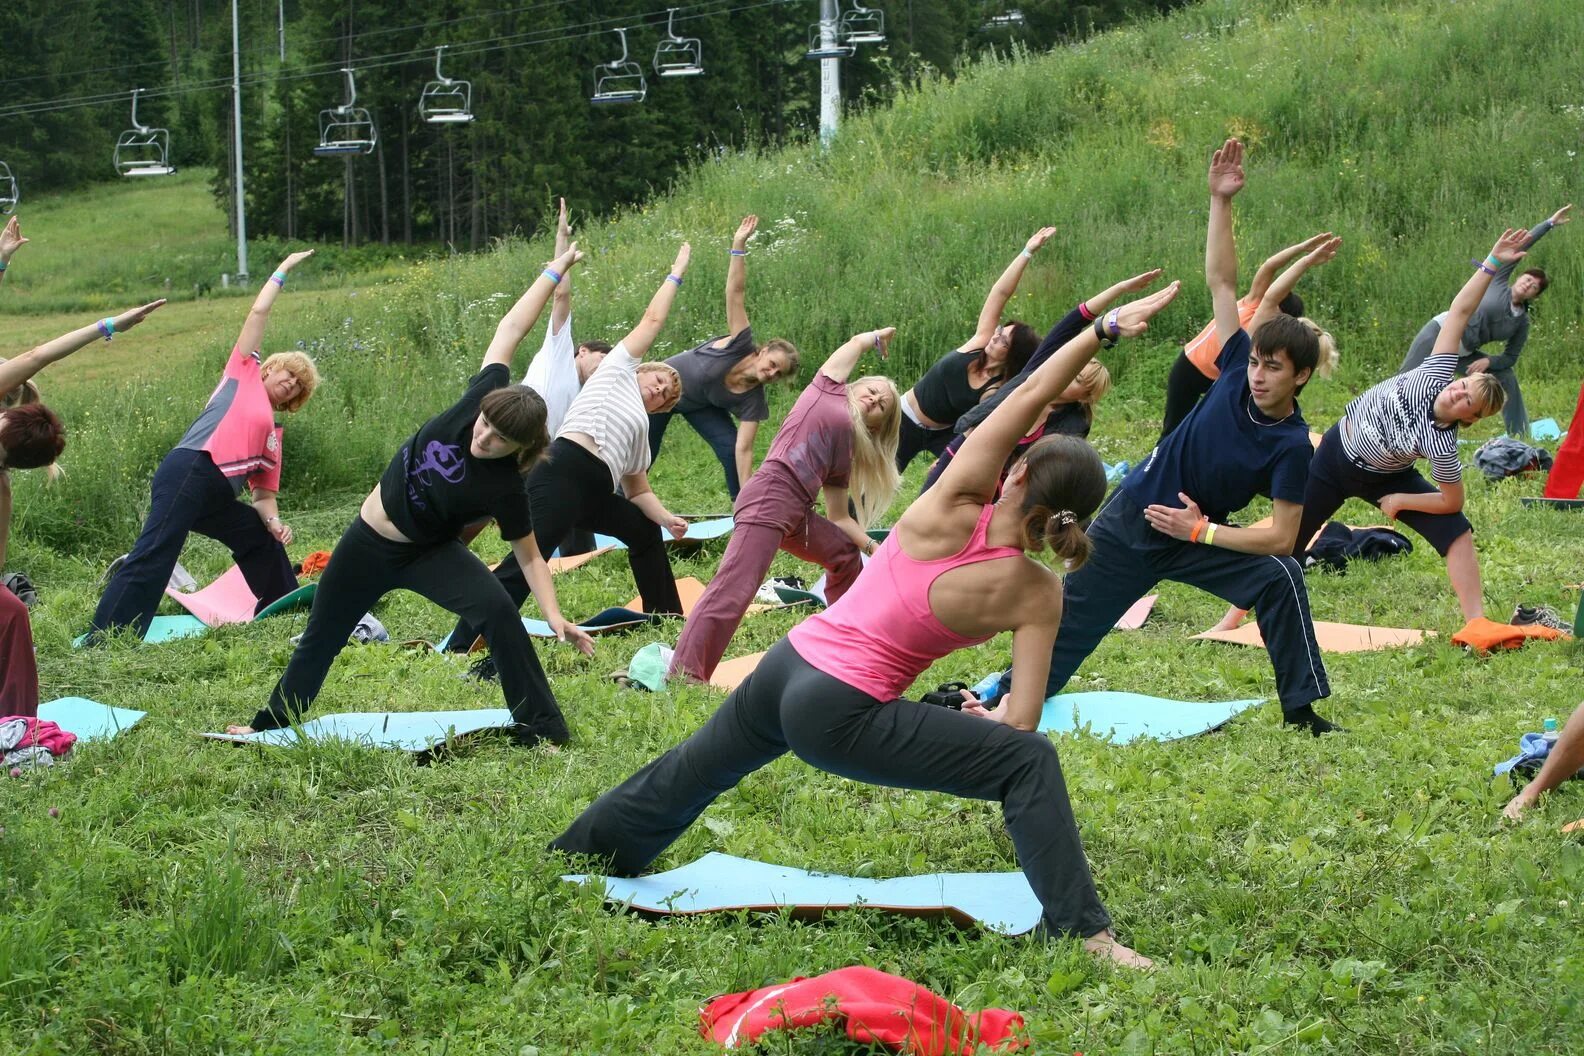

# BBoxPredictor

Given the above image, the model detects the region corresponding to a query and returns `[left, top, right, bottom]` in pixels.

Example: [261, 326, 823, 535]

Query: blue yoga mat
[1530, 418, 1564, 442]
[72, 614, 210, 649]
[36, 697, 146, 742]
[565, 851, 1042, 935]
[203, 708, 515, 752]
[1039, 691, 1263, 742]
[593, 517, 736, 551]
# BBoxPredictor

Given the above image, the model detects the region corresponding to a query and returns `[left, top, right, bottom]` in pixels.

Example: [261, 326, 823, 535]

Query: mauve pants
[0, 588, 38, 717]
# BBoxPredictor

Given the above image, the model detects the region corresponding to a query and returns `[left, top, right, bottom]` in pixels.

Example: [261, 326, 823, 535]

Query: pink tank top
[788, 503, 1024, 701]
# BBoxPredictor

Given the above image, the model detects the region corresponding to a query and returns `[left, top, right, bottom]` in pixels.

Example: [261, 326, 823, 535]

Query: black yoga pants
[250, 516, 566, 741]
[445, 438, 681, 651]
[1159, 351, 1215, 442]
[550, 636, 1114, 939]
[896, 415, 952, 473]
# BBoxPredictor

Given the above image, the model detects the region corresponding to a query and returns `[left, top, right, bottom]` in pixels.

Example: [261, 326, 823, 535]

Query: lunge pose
[554, 275, 1182, 968]
[974, 140, 1341, 734]
[1399, 204, 1571, 437]
[667, 329, 901, 684]
[893, 228, 1054, 471]
[90, 256, 318, 641]
[443, 244, 695, 657]
[1, 300, 165, 712]
[648, 216, 799, 499]
[229, 247, 593, 743]
[1158, 233, 1337, 440]
[1211, 228, 1529, 633]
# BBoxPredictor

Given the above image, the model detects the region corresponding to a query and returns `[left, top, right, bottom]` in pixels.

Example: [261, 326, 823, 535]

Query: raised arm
[1429, 229, 1530, 358]
[1247, 233, 1331, 303]
[233, 251, 314, 355]
[724, 215, 756, 339]
[483, 242, 583, 370]
[619, 242, 692, 359]
[934, 280, 1179, 507]
[549, 198, 573, 334]
[0, 299, 166, 398]
[1205, 139, 1246, 344]
[0, 216, 28, 288]
[1495, 203, 1569, 281]
[819, 326, 894, 385]
[961, 227, 1056, 350]
[1248, 235, 1341, 333]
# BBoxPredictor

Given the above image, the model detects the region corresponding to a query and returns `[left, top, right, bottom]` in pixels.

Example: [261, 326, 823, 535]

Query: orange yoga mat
[625, 577, 706, 617]
[1193, 620, 1429, 653]
[547, 546, 615, 574]
[709, 651, 767, 691]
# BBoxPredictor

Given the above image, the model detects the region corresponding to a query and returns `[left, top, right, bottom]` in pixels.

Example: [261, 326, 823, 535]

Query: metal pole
[819, 0, 840, 147]
[278, 0, 286, 62]
[231, 0, 249, 281]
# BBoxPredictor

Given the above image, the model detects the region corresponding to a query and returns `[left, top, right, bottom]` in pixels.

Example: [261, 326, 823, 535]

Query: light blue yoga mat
[594, 517, 736, 551]
[36, 697, 146, 742]
[1039, 691, 1263, 742]
[1530, 418, 1564, 442]
[72, 614, 209, 649]
[202, 708, 514, 752]
[565, 851, 1042, 935]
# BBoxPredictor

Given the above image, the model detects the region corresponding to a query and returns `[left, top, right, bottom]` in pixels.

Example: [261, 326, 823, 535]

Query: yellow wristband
[1204, 523, 1218, 546]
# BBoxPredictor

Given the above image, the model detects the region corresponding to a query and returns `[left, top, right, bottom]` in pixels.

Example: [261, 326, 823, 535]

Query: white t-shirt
[521, 314, 580, 436]
[557, 342, 650, 487]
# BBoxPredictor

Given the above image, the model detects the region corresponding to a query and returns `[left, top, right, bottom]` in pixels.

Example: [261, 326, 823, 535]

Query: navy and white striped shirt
[1339, 355, 1462, 483]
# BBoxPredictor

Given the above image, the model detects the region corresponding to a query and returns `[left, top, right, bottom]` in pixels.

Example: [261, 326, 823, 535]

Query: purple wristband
[666, 274, 683, 287]
[1471, 258, 1497, 276]
[1105, 308, 1121, 337]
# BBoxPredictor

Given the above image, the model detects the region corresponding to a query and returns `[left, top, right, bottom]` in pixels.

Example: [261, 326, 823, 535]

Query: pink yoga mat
[165, 566, 258, 627]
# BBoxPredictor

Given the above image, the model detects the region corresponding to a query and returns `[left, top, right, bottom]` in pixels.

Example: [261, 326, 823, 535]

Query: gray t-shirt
[664, 327, 769, 421]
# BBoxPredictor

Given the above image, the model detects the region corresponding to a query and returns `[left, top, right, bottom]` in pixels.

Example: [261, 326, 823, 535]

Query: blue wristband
[666, 274, 683, 287]
[542, 267, 563, 284]
[0, 261, 8, 272]
[96, 319, 114, 341]
[269, 271, 287, 287]
[1471, 258, 1497, 276]
[729, 249, 748, 257]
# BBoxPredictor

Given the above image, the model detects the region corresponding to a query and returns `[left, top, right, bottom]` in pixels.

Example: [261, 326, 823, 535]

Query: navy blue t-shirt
[1123, 329, 1312, 524]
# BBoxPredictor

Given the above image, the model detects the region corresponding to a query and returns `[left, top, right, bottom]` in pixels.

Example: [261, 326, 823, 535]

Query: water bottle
[1542, 717, 1560, 745]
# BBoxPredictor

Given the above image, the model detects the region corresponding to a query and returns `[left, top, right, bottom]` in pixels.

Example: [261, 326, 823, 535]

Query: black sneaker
[1511, 604, 1572, 633]
[465, 655, 499, 683]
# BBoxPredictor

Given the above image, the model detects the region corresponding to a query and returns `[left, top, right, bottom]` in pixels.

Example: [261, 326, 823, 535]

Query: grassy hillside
[3, 1, 1584, 1053]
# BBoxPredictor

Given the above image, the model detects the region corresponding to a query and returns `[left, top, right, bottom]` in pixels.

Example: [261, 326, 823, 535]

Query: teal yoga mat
[565, 851, 1043, 935]
[202, 708, 514, 752]
[255, 581, 317, 619]
[1530, 418, 1563, 442]
[72, 614, 209, 648]
[37, 697, 146, 741]
[1039, 691, 1263, 742]
[594, 517, 735, 551]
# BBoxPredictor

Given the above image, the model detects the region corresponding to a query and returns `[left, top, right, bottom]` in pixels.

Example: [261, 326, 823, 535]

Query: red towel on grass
[699, 966, 1027, 1054]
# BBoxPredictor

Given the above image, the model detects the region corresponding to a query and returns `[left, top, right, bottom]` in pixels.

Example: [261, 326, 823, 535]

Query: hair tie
[1055, 510, 1077, 528]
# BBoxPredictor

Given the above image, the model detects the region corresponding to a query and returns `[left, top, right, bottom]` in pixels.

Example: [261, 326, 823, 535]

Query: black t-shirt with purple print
[378, 364, 534, 544]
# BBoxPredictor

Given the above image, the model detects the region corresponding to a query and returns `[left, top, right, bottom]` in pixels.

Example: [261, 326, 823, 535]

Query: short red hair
[0, 402, 67, 469]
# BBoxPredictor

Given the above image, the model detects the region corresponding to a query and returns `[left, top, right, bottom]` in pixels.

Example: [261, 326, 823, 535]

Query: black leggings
[445, 439, 681, 651]
[1159, 351, 1214, 441]
[251, 517, 566, 740]
[1303, 422, 1472, 557]
[551, 637, 1113, 938]
[896, 415, 952, 473]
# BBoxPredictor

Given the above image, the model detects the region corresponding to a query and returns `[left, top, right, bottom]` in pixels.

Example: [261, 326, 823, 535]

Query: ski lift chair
[114, 89, 175, 177]
[805, 19, 854, 60]
[0, 162, 17, 215]
[981, 8, 1027, 30]
[653, 9, 703, 77]
[314, 68, 378, 156]
[592, 28, 647, 103]
[419, 46, 475, 124]
[840, 4, 886, 45]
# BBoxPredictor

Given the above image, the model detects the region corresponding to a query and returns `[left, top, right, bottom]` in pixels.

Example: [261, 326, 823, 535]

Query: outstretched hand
[1549, 203, 1572, 227]
[1489, 227, 1529, 265]
[1207, 138, 1246, 198]
[557, 197, 571, 239]
[1117, 267, 1165, 294]
[548, 240, 585, 275]
[1109, 279, 1181, 338]
[1303, 235, 1343, 268]
[867, 326, 896, 360]
[733, 215, 758, 247]
[1143, 491, 1205, 541]
[0, 216, 28, 260]
[112, 299, 168, 333]
[1023, 226, 1058, 255]
[276, 250, 314, 273]
[671, 241, 693, 278]
[557, 621, 596, 657]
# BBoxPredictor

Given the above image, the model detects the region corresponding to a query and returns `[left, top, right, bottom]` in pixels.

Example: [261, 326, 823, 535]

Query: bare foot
[224, 725, 256, 736]
[1083, 930, 1155, 970]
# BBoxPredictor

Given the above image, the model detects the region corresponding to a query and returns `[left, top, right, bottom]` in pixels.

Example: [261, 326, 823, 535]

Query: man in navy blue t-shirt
[982, 138, 1343, 734]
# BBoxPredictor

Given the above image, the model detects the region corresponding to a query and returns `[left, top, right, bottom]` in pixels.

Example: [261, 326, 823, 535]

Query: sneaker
[1511, 604, 1572, 633]
[99, 553, 129, 587]
[167, 561, 198, 593]
[465, 655, 499, 683]
[754, 575, 806, 604]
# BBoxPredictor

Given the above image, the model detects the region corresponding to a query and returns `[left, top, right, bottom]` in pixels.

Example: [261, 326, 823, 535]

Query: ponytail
[1011, 435, 1106, 571]
[1020, 505, 1093, 569]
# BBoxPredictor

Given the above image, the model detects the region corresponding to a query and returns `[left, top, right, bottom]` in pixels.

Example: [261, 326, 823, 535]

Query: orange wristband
[1189, 517, 1207, 543]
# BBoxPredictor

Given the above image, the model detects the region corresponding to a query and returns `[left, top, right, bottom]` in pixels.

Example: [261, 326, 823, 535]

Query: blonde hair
[636, 362, 684, 413]
[759, 338, 802, 383]
[844, 375, 902, 528]
[260, 351, 321, 412]
[1465, 371, 1506, 416]
[1074, 361, 1112, 406]
[1299, 318, 1339, 380]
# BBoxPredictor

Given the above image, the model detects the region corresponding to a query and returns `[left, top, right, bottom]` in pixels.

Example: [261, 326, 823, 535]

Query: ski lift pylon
[805, 18, 854, 60]
[0, 162, 17, 215]
[592, 28, 647, 103]
[314, 68, 378, 157]
[653, 8, 703, 77]
[114, 88, 175, 177]
[840, 4, 886, 45]
[419, 46, 475, 124]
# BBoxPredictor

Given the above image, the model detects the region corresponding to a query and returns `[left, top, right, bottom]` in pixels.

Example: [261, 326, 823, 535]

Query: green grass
[4, 0, 1584, 1052]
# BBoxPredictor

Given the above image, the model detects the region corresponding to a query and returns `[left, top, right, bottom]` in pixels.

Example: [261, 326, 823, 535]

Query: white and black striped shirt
[1340, 355, 1462, 483]
[557, 342, 651, 487]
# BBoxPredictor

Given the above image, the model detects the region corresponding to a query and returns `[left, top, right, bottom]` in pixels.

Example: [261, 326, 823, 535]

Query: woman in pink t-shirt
[667, 328, 902, 684]
[555, 275, 1182, 968]
[89, 253, 321, 643]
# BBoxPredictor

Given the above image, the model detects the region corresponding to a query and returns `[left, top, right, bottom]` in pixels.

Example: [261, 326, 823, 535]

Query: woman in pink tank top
[554, 270, 1182, 969]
